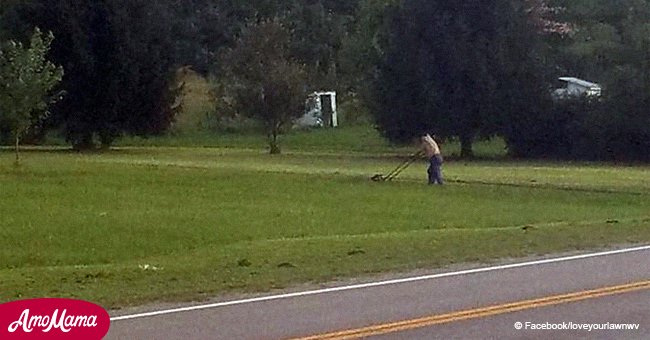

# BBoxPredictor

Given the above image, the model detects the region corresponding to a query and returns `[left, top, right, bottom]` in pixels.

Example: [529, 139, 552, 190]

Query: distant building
[295, 91, 338, 128]
[553, 77, 602, 100]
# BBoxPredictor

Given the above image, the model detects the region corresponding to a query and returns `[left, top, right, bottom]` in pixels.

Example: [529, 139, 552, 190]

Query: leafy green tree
[221, 19, 308, 154]
[0, 0, 21, 41]
[534, 0, 650, 160]
[338, 0, 397, 102]
[0, 28, 63, 163]
[372, 0, 547, 157]
[206, 0, 358, 87]
[6, 0, 180, 150]
[283, 1, 354, 89]
[166, 0, 230, 74]
[525, 0, 573, 35]
[547, 0, 645, 80]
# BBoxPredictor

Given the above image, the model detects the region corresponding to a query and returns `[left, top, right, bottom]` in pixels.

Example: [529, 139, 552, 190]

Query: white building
[553, 77, 602, 99]
[295, 91, 338, 128]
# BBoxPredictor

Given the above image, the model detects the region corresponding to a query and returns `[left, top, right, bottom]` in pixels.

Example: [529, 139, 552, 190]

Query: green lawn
[116, 125, 508, 157]
[1, 138, 649, 309]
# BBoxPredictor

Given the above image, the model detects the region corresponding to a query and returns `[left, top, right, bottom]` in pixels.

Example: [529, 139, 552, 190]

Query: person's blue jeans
[428, 155, 444, 185]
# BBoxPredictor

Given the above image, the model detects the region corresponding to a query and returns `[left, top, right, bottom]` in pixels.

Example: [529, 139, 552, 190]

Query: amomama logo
[0, 298, 110, 339]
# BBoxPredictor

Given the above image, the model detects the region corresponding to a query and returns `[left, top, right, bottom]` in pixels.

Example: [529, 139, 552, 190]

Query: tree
[371, 0, 547, 157]
[201, 0, 358, 88]
[283, 1, 354, 89]
[525, 0, 573, 35]
[6, 0, 180, 150]
[518, 0, 650, 161]
[338, 0, 397, 100]
[578, 0, 650, 160]
[166, 0, 229, 74]
[221, 19, 308, 154]
[0, 28, 63, 163]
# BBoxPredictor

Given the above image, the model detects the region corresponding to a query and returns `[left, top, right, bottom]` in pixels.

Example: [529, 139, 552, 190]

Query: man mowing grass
[421, 134, 444, 185]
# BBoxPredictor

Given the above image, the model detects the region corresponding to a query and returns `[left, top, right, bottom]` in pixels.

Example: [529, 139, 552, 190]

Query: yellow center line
[291, 280, 650, 340]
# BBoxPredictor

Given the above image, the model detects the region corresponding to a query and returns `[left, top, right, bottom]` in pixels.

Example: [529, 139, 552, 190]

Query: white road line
[110, 245, 650, 322]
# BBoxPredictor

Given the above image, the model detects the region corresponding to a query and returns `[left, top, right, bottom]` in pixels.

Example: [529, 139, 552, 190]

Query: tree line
[1, 0, 649, 160]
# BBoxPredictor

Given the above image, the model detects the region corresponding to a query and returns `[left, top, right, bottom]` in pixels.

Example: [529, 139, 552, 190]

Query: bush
[503, 96, 650, 162]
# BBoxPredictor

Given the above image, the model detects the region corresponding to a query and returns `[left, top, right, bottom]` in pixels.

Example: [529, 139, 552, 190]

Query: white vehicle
[295, 91, 338, 128]
[553, 77, 602, 100]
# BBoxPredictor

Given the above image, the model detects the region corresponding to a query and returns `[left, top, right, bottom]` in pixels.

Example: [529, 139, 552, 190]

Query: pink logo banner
[0, 298, 110, 339]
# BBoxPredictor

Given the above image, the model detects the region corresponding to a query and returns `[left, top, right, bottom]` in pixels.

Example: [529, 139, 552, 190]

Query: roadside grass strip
[2, 219, 649, 308]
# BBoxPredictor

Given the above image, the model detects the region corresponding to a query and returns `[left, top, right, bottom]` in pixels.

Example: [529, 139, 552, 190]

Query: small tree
[0, 28, 63, 164]
[222, 19, 308, 154]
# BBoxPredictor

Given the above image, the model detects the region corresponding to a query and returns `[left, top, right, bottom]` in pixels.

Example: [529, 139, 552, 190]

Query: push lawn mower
[371, 150, 424, 182]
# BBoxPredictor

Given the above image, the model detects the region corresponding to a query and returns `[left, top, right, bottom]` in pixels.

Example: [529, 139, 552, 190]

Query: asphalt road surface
[108, 246, 650, 339]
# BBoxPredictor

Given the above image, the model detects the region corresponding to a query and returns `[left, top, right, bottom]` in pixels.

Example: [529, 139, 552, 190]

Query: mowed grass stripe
[3, 158, 646, 266]
[87, 156, 650, 196]
[77, 147, 650, 194]
[5, 216, 649, 270]
[1, 148, 649, 307]
[2, 219, 649, 308]
[5, 146, 650, 193]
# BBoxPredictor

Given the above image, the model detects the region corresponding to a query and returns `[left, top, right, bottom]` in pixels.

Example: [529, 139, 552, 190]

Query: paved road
[108, 246, 649, 339]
